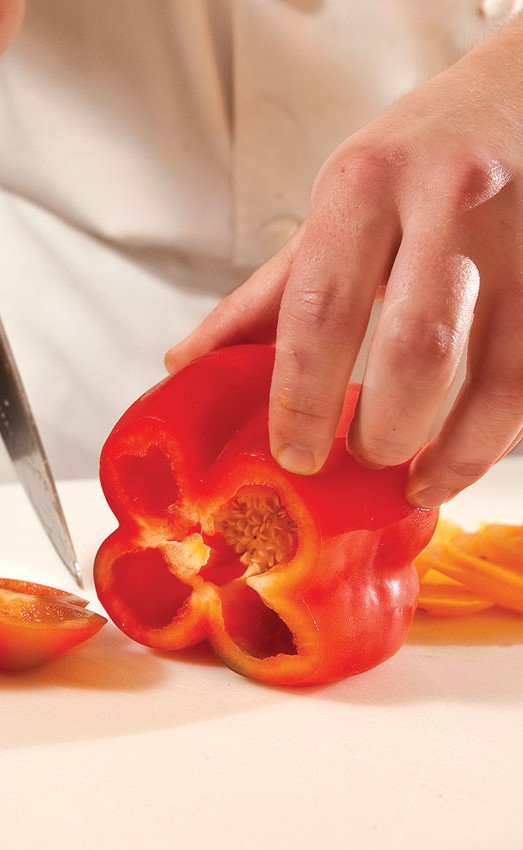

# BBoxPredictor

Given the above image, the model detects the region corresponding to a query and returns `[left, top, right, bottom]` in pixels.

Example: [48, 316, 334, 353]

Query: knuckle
[471, 370, 523, 416]
[275, 376, 338, 423]
[438, 454, 491, 482]
[288, 284, 346, 334]
[386, 316, 462, 375]
[313, 141, 408, 205]
[277, 396, 332, 423]
[337, 150, 389, 196]
[353, 430, 413, 468]
[273, 367, 343, 436]
[437, 152, 510, 214]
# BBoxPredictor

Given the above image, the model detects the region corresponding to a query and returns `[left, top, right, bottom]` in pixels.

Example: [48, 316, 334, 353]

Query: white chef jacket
[0, 0, 519, 479]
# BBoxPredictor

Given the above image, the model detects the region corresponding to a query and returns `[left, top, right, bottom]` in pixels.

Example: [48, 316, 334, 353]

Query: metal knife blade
[0, 319, 82, 587]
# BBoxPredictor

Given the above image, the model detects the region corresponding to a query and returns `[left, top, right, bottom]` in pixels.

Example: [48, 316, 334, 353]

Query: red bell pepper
[0, 578, 107, 672]
[94, 345, 437, 685]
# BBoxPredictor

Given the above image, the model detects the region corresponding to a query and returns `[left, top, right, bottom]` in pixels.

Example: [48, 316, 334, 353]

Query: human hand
[0, 0, 25, 53]
[165, 14, 523, 508]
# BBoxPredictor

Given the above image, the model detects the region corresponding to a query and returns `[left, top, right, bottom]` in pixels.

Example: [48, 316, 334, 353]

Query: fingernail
[164, 350, 179, 373]
[276, 444, 317, 475]
[408, 487, 453, 509]
[164, 350, 191, 375]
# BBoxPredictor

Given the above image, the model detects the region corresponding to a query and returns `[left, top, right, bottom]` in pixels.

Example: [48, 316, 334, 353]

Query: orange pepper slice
[434, 524, 523, 615]
[415, 518, 463, 579]
[415, 518, 495, 617]
[416, 562, 494, 617]
[415, 518, 523, 618]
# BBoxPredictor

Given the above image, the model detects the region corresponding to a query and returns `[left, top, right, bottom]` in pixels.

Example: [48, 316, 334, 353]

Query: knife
[0, 319, 82, 587]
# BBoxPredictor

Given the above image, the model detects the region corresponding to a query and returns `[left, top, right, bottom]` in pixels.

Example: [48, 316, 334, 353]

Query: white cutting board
[0, 460, 522, 850]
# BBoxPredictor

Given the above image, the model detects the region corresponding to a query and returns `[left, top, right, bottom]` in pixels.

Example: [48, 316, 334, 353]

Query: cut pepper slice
[415, 519, 495, 616]
[415, 516, 523, 617]
[416, 566, 494, 616]
[0, 578, 107, 672]
[435, 525, 523, 615]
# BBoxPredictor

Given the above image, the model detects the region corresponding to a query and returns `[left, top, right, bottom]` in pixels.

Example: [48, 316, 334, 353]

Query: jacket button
[260, 215, 302, 255]
[479, 0, 523, 19]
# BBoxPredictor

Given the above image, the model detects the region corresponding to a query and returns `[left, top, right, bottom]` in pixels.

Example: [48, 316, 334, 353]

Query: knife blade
[0, 318, 82, 587]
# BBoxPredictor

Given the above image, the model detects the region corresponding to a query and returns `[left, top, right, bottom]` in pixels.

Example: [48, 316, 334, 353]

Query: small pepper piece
[416, 567, 495, 616]
[94, 344, 437, 685]
[0, 578, 107, 672]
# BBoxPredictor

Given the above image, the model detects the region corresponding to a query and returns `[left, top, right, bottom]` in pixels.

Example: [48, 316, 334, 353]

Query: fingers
[407, 267, 523, 506]
[268, 145, 506, 477]
[347, 222, 480, 468]
[269, 165, 400, 474]
[164, 227, 303, 373]
[166, 133, 523, 505]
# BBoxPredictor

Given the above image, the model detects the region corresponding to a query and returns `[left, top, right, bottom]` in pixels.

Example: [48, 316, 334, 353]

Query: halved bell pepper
[94, 345, 437, 685]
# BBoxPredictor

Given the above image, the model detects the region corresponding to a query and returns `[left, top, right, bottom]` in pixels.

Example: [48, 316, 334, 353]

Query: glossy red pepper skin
[94, 345, 437, 685]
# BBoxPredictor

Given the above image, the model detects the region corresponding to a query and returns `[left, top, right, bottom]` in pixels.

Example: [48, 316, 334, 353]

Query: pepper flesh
[0, 578, 107, 672]
[94, 345, 437, 685]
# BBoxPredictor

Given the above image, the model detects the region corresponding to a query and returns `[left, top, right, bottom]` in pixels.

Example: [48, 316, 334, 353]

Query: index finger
[270, 174, 399, 474]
